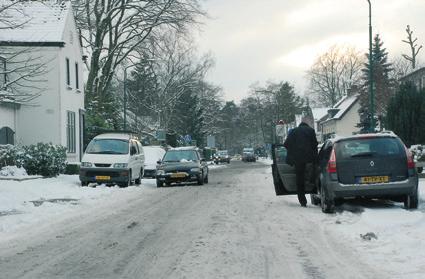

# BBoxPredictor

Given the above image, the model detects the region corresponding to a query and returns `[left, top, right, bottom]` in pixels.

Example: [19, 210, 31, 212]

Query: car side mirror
[157, 159, 162, 164]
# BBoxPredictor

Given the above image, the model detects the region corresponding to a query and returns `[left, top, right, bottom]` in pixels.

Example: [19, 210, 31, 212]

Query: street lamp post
[367, 0, 375, 132]
[123, 64, 137, 130]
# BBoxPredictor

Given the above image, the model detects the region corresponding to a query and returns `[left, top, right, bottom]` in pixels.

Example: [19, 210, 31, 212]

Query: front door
[271, 144, 316, 195]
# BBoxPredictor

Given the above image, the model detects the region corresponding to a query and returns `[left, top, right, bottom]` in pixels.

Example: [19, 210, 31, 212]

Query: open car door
[271, 144, 317, 196]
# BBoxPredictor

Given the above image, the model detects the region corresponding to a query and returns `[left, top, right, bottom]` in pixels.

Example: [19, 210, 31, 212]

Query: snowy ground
[0, 161, 424, 278]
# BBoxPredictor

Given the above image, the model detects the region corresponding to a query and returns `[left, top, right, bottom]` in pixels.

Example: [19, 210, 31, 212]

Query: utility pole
[367, 0, 375, 132]
[123, 64, 137, 130]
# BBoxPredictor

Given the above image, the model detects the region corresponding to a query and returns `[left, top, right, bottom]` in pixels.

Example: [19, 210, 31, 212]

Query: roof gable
[0, 1, 70, 44]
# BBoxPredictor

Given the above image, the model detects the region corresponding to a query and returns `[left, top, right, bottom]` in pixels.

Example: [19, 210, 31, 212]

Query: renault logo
[370, 161, 375, 167]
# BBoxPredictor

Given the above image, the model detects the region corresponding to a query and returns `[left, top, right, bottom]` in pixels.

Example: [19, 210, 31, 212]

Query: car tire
[197, 172, 204, 185]
[404, 187, 419, 209]
[81, 181, 88, 187]
[320, 185, 335, 213]
[135, 168, 142, 185]
[119, 171, 131, 188]
[156, 179, 163, 187]
[310, 194, 321, 206]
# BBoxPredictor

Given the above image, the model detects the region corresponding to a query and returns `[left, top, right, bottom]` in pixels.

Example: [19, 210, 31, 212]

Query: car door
[271, 144, 317, 195]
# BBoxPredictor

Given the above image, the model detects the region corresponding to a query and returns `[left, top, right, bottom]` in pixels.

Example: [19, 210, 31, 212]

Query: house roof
[400, 67, 425, 81]
[320, 94, 359, 124]
[311, 108, 329, 122]
[0, 1, 70, 46]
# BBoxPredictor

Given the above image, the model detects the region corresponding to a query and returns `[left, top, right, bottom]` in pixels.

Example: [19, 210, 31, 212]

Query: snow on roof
[311, 108, 329, 121]
[332, 95, 358, 119]
[0, 1, 70, 43]
[171, 146, 199, 151]
[94, 133, 133, 140]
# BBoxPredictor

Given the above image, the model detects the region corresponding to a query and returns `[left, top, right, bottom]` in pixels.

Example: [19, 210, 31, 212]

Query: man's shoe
[300, 203, 307, 207]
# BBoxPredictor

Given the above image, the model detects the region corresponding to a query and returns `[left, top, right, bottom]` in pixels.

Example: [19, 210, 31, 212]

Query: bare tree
[71, 0, 205, 101]
[0, 1, 48, 103]
[306, 45, 364, 107]
[402, 25, 422, 70]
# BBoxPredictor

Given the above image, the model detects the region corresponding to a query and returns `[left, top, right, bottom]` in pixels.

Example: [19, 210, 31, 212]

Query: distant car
[214, 150, 231, 164]
[272, 132, 419, 213]
[79, 133, 145, 187]
[156, 147, 209, 187]
[143, 146, 166, 178]
[242, 147, 256, 162]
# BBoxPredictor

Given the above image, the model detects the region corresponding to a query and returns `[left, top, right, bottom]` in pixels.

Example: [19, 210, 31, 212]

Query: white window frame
[66, 58, 71, 88]
[67, 111, 76, 153]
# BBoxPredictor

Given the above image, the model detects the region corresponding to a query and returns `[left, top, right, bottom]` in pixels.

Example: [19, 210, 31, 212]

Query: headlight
[157, 169, 165, 175]
[81, 162, 92, 167]
[113, 163, 128, 168]
[190, 168, 200, 172]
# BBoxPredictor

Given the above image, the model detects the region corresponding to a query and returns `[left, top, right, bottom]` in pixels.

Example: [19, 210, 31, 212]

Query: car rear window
[336, 137, 404, 159]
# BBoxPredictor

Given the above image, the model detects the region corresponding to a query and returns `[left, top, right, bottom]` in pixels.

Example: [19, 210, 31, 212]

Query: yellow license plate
[95, 175, 111, 180]
[360, 176, 389, 184]
[171, 173, 187, 178]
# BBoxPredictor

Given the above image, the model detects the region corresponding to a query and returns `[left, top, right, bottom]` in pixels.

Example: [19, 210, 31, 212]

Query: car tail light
[327, 148, 337, 173]
[405, 147, 415, 169]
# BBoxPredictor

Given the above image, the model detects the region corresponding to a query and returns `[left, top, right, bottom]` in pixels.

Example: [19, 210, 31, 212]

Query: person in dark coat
[283, 118, 318, 207]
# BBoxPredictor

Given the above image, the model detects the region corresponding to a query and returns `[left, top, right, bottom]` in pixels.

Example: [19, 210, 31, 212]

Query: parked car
[156, 147, 208, 187]
[79, 133, 145, 187]
[271, 132, 419, 213]
[214, 150, 231, 164]
[242, 147, 256, 162]
[143, 146, 166, 178]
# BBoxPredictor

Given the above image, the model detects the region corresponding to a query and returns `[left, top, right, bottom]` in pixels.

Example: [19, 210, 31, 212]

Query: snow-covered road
[0, 161, 423, 278]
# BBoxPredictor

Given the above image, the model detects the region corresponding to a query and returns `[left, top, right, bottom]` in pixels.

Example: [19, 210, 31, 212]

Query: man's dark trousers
[295, 162, 307, 206]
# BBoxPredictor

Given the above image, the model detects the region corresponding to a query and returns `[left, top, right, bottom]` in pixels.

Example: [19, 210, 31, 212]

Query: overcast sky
[195, 0, 425, 102]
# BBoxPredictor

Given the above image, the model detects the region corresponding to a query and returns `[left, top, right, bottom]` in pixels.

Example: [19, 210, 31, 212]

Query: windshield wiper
[351, 152, 375, 158]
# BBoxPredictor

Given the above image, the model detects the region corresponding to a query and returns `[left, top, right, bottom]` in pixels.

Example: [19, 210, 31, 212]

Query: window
[0, 126, 14, 145]
[67, 111, 76, 153]
[75, 62, 79, 90]
[66, 58, 70, 87]
[0, 56, 6, 89]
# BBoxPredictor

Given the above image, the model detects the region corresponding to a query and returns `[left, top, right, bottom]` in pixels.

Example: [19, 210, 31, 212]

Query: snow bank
[0, 175, 142, 235]
[0, 166, 28, 177]
[324, 181, 425, 278]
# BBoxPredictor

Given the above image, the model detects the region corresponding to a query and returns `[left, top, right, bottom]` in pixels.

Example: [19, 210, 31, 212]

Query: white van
[79, 133, 145, 187]
[143, 146, 166, 178]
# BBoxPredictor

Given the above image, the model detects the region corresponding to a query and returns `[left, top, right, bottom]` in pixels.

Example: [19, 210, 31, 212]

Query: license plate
[95, 175, 111, 180]
[360, 176, 389, 184]
[171, 172, 187, 178]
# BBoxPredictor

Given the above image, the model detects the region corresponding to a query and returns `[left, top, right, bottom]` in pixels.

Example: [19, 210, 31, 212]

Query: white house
[319, 94, 360, 141]
[0, 1, 85, 162]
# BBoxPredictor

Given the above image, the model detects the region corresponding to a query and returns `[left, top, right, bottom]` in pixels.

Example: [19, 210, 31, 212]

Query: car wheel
[135, 168, 142, 185]
[404, 187, 419, 209]
[310, 194, 321, 206]
[81, 181, 88, 187]
[320, 185, 335, 213]
[156, 179, 163, 187]
[197, 172, 204, 185]
[119, 171, 131, 188]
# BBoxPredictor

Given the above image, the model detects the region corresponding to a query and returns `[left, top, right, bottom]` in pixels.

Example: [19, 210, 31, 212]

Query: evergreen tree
[358, 34, 394, 132]
[170, 89, 205, 146]
[386, 82, 425, 146]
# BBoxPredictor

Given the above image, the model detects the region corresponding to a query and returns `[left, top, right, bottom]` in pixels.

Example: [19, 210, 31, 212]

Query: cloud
[197, 0, 425, 101]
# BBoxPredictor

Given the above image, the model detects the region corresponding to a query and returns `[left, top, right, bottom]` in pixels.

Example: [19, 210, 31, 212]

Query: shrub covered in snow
[0, 165, 28, 177]
[20, 143, 67, 177]
[0, 143, 67, 177]
[0, 145, 24, 168]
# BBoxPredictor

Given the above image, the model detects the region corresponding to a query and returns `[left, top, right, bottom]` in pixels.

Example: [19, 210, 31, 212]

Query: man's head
[300, 115, 313, 127]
